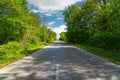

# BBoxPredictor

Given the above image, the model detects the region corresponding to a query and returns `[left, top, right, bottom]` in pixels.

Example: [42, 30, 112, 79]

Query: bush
[0, 42, 22, 56]
[89, 32, 120, 51]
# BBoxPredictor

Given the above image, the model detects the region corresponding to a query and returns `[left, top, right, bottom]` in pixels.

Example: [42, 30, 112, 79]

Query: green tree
[60, 32, 66, 41]
[63, 0, 120, 51]
[0, 0, 28, 44]
[64, 5, 81, 42]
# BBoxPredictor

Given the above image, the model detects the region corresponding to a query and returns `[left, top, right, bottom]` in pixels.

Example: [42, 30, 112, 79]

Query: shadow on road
[0, 42, 120, 80]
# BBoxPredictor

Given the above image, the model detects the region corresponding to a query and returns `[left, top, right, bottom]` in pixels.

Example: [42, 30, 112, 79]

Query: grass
[0, 42, 51, 69]
[70, 43, 120, 65]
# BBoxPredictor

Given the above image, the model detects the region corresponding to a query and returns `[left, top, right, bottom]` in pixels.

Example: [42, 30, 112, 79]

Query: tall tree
[63, 0, 120, 50]
[0, 0, 28, 44]
[64, 5, 81, 42]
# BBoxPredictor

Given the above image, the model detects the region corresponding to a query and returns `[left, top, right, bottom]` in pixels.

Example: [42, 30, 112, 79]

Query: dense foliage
[60, 32, 66, 41]
[63, 0, 120, 51]
[0, 0, 56, 67]
[0, 0, 56, 45]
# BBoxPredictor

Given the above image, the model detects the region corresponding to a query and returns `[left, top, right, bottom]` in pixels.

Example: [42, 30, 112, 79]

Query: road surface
[0, 41, 120, 80]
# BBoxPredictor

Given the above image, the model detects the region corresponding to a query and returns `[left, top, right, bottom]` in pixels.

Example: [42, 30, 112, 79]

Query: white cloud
[45, 13, 52, 16]
[57, 17, 64, 20]
[27, 0, 81, 13]
[52, 25, 67, 39]
[48, 21, 55, 26]
[31, 9, 39, 13]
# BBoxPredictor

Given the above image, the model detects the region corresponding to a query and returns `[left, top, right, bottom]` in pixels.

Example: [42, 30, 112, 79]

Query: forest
[0, 0, 56, 68]
[62, 0, 120, 51]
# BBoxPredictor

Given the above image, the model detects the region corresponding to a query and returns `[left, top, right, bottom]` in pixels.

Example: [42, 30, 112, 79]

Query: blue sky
[27, 0, 84, 39]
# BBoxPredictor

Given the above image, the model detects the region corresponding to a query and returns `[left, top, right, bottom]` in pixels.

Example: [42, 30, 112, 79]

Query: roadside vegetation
[71, 43, 120, 65]
[61, 0, 120, 64]
[0, 0, 56, 68]
[59, 32, 67, 41]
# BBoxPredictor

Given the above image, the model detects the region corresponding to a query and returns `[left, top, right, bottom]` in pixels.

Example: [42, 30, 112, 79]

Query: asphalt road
[0, 41, 120, 80]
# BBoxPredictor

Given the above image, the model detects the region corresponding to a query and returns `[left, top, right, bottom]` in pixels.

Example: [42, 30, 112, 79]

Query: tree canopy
[63, 0, 120, 51]
[0, 0, 56, 45]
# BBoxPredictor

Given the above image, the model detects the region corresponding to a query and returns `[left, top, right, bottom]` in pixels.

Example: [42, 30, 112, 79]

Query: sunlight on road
[0, 42, 120, 80]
